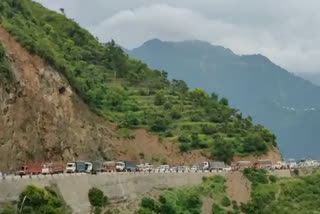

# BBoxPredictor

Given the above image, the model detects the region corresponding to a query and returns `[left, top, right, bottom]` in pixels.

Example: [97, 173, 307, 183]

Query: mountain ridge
[131, 38, 320, 158]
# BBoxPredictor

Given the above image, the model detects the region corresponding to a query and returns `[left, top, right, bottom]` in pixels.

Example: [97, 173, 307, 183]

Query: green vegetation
[0, 41, 12, 85]
[242, 168, 320, 214]
[0, 0, 277, 159]
[88, 187, 108, 214]
[0, 185, 70, 214]
[136, 176, 239, 214]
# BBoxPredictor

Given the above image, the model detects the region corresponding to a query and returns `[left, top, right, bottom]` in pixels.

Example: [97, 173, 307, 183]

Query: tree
[211, 92, 219, 101]
[188, 88, 209, 105]
[154, 90, 166, 106]
[211, 138, 234, 164]
[242, 134, 267, 153]
[88, 187, 108, 208]
[219, 97, 229, 106]
[221, 196, 231, 207]
[59, 8, 65, 15]
[171, 79, 188, 94]
[191, 134, 200, 148]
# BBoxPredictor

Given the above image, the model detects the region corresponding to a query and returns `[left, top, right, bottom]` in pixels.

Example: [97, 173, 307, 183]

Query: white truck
[116, 161, 137, 172]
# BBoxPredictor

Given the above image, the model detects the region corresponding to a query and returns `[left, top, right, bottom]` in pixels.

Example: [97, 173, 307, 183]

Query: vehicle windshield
[116, 162, 124, 166]
[67, 163, 74, 167]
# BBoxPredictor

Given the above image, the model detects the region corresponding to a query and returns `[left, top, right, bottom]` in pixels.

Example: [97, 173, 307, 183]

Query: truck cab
[41, 163, 50, 175]
[202, 162, 210, 171]
[66, 162, 76, 173]
[85, 162, 93, 173]
[116, 161, 125, 172]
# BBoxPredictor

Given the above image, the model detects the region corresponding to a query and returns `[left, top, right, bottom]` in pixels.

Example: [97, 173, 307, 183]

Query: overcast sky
[35, 0, 320, 74]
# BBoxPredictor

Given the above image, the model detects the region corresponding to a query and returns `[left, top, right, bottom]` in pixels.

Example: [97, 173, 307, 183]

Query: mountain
[296, 72, 320, 86]
[0, 0, 280, 169]
[131, 39, 320, 159]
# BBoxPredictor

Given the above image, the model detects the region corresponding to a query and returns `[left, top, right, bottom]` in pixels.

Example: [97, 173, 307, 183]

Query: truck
[41, 162, 64, 174]
[18, 162, 43, 176]
[102, 161, 116, 172]
[66, 161, 86, 173]
[116, 161, 137, 172]
[203, 161, 226, 172]
[85, 161, 102, 174]
[255, 159, 272, 169]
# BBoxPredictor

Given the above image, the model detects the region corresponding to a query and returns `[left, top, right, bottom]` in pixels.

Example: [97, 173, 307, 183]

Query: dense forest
[0, 0, 277, 161]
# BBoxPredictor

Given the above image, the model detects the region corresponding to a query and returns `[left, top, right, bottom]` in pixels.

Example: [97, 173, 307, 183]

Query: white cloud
[90, 4, 320, 73]
[34, 0, 320, 73]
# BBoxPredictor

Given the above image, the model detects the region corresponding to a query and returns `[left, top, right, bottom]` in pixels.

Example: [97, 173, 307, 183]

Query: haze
[35, 0, 320, 74]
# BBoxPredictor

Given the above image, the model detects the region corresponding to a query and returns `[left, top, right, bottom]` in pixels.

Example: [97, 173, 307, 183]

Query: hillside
[297, 72, 320, 86]
[131, 39, 320, 158]
[0, 0, 279, 168]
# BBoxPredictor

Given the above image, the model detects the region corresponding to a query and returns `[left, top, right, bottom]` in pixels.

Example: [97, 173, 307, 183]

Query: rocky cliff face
[0, 26, 119, 170]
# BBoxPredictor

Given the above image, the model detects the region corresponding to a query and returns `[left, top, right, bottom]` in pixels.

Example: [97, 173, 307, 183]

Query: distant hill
[296, 72, 320, 86]
[131, 39, 320, 159]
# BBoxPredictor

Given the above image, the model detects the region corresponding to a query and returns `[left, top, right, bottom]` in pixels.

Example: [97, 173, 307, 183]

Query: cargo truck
[41, 162, 64, 174]
[18, 162, 43, 175]
[66, 161, 86, 173]
[203, 161, 226, 172]
[102, 161, 116, 172]
[116, 161, 137, 172]
[85, 161, 102, 174]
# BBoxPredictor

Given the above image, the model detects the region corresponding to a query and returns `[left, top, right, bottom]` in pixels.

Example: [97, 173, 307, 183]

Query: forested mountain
[297, 72, 320, 86]
[131, 39, 320, 158]
[0, 0, 279, 166]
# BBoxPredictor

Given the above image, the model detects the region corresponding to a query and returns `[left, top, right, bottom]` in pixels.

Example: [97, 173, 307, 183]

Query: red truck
[18, 162, 43, 176]
[41, 162, 64, 174]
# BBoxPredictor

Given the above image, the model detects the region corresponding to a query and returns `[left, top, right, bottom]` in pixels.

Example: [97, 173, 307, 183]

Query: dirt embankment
[0, 26, 206, 170]
[226, 171, 251, 204]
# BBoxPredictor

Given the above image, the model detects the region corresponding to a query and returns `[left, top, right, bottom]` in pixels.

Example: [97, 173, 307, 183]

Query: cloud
[34, 0, 320, 73]
[90, 4, 320, 73]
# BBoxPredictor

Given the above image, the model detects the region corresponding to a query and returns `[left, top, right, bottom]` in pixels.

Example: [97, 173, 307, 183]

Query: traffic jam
[1, 158, 318, 178]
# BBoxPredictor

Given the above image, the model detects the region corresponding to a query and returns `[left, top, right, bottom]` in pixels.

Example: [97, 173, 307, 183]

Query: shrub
[178, 135, 190, 143]
[242, 168, 268, 187]
[221, 196, 231, 207]
[179, 143, 190, 152]
[88, 187, 108, 208]
[164, 131, 173, 137]
[212, 204, 227, 214]
[94, 207, 102, 214]
[150, 117, 168, 132]
[0, 206, 16, 214]
[201, 124, 216, 135]
[141, 197, 157, 210]
[269, 175, 277, 183]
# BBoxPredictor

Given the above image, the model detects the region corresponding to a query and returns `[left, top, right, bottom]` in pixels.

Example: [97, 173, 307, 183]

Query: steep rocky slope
[0, 26, 115, 169]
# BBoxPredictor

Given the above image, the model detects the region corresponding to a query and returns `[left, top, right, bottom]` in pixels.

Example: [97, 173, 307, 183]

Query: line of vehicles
[14, 158, 320, 176]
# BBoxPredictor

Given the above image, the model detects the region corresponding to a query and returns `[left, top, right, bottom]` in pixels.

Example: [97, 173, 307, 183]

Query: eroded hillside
[0, 26, 207, 170]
